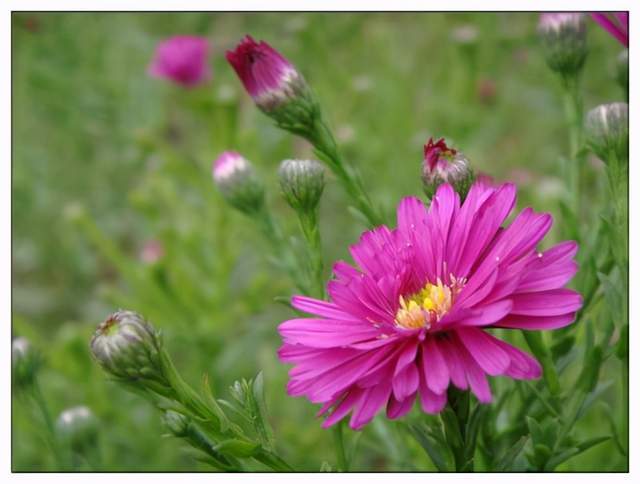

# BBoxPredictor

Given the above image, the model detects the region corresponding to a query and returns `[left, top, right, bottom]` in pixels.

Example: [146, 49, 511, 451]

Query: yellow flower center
[395, 276, 465, 330]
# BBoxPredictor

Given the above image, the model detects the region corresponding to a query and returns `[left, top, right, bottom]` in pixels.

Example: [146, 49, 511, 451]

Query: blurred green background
[12, 12, 625, 471]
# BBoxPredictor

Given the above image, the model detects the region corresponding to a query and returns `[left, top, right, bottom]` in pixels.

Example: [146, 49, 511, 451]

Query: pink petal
[456, 327, 511, 376]
[421, 337, 450, 394]
[510, 289, 582, 316]
[387, 392, 417, 419]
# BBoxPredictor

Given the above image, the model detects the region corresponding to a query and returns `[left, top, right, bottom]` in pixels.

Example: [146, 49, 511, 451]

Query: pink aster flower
[148, 36, 210, 88]
[226, 35, 306, 111]
[591, 12, 628, 47]
[278, 181, 581, 430]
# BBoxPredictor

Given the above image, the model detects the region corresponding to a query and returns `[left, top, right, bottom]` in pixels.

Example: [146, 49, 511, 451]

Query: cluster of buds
[278, 159, 326, 214]
[90, 310, 171, 396]
[56, 406, 99, 453]
[12, 337, 41, 391]
[538, 13, 587, 77]
[585, 102, 629, 163]
[212, 151, 265, 216]
[148, 36, 210, 88]
[421, 137, 474, 199]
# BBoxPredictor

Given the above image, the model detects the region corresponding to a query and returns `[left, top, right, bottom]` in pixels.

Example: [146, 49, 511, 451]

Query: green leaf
[526, 416, 544, 446]
[250, 372, 275, 450]
[213, 438, 260, 458]
[201, 374, 241, 435]
[405, 423, 452, 472]
[544, 436, 610, 471]
[496, 435, 529, 472]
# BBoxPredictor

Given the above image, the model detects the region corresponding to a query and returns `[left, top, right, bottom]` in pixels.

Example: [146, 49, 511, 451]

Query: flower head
[278, 181, 581, 429]
[422, 138, 474, 199]
[148, 36, 210, 88]
[279, 159, 326, 213]
[591, 12, 628, 47]
[585, 102, 629, 162]
[56, 406, 98, 451]
[212, 151, 265, 215]
[538, 13, 587, 76]
[90, 310, 166, 386]
[226, 35, 308, 112]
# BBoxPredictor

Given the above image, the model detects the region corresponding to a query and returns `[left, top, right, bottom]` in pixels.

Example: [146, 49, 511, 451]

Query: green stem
[332, 421, 349, 472]
[254, 206, 309, 294]
[298, 209, 324, 299]
[522, 331, 560, 397]
[30, 379, 65, 469]
[561, 74, 584, 222]
[312, 119, 383, 227]
[621, 356, 629, 457]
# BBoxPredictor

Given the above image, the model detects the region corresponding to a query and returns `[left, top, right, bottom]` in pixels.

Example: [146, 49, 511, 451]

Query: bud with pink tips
[422, 138, 474, 200]
[212, 151, 265, 215]
[226, 35, 309, 113]
[538, 13, 587, 77]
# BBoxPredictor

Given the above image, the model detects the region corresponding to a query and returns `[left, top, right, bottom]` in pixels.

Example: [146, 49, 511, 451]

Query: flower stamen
[395, 276, 465, 330]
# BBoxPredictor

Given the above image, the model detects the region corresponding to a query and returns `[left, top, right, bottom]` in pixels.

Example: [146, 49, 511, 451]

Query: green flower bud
[90, 310, 168, 392]
[538, 13, 587, 77]
[56, 406, 98, 452]
[278, 159, 325, 213]
[585, 102, 628, 163]
[12, 337, 41, 390]
[212, 151, 265, 216]
[163, 410, 190, 437]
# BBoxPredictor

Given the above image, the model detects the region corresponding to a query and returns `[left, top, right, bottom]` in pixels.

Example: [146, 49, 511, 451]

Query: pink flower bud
[422, 138, 474, 199]
[226, 35, 307, 112]
[148, 36, 210, 88]
[212, 151, 264, 215]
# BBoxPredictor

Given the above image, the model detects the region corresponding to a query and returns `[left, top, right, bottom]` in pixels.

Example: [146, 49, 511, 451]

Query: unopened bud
[278, 159, 325, 213]
[56, 406, 98, 452]
[90, 310, 167, 390]
[163, 410, 190, 437]
[12, 337, 41, 390]
[226, 35, 310, 114]
[212, 151, 265, 215]
[585, 102, 628, 163]
[538, 13, 587, 77]
[422, 138, 474, 200]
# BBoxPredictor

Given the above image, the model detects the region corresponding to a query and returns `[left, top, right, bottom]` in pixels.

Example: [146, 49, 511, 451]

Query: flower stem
[332, 421, 349, 472]
[30, 379, 65, 469]
[311, 119, 384, 227]
[561, 74, 584, 222]
[297, 209, 325, 299]
[254, 205, 309, 294]
[522, 331, 560, 397]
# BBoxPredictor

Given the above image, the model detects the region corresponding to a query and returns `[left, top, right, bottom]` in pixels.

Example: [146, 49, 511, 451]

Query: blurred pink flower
[591, 12, 628, 46]
[279, 182, 581, 429]
[148, 36, 210, 88]
[139, 240, 164, 264]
